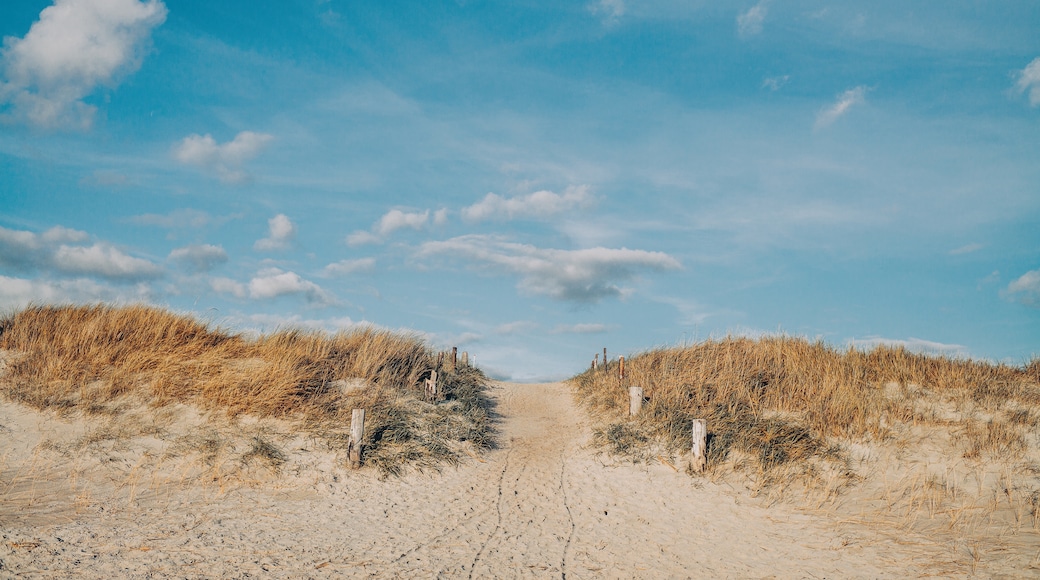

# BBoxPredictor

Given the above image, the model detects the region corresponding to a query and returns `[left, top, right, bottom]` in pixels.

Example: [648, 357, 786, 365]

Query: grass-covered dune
[0, 304, 492, 476]
[575, 337, 1040, 478]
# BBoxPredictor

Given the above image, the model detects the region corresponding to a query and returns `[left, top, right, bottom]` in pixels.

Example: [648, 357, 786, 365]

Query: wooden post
[691, 419, 706, 473]
[629, 386, 643, 416]
[603, 348, 607, 371]
[349, 408, 365, 469]
[451, 347, 457, 372]
[594, 353, 599, 370]
[619, 356, 625, 380]
[461, 351, 468, 367]
[425, 370, 438, 401]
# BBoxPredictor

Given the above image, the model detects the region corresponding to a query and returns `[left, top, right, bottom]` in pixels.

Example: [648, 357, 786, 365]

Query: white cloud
[1014, 57, 1040, 107]
[0, 224, 159, 280]
[462, 185, 593, 222]
[347, 208, 430, 246]
[376, 209, 429, 236]
[815, 86, 867, 129]
[1005, 269, 1040, 306]
[168, 244, 228, 272]
[51, 243, 162, 279]
[209, 276, 246, 298]
[550, 323, 610, 334]
[322, 258, 376, 277]
[0, 275, 152, 310]
[247, 268, 334, 306]
[737, 1, 769, 38]
[173, 131, 274, 183]
[433, 208, 449, 226]
[849, 336, 970, 358]
[495, 321, 538, 335]
[346, 230, 381, 247]
[418, 235, 681, 303]
[254, 214, 296, 251]
[0, 0, 167, 129]
[238, 312, 360, 333]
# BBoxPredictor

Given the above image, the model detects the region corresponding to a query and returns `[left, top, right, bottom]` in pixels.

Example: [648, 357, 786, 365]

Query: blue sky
[1, 0, 1038, 380]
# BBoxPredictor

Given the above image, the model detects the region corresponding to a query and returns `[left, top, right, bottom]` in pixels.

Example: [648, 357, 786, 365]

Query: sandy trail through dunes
[2, 381, 954, 578]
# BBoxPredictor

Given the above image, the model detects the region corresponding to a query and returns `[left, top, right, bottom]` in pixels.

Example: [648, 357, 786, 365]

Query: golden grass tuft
[574, 337, 1040, 475]
[0, 304, 492, 475]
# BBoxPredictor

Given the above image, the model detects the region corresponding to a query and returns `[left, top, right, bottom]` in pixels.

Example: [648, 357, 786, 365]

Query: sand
[1, 380, 1036, 578]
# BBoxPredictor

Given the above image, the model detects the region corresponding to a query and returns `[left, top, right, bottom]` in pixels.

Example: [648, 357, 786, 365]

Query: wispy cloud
[495, 320, 538, 335]
[0, 0, 167, 129]
[589, 0, 625, 26]
[848, 336, 969, 357]
[128, 209, 216, 229]
[322, 258, 376, 277]
[254, 214, 296, 251]
[815, 86, 867, 129]
[949, 243, 984, 256]
[1014, 57, 1040, 106]
[1004, 269, 1040, 307]
[549, 323, 610, 334]
[173, 131, 274, 183]
[762, 75, 790, 91]
[461, 185, 593, 222]
[418, 235, 680, 303]
[737, 1, 769, 38]
[168, 244, 228, 272]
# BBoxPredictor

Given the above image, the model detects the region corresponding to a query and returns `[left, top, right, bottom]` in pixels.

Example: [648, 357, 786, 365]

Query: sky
[0, 0, 1038, 381]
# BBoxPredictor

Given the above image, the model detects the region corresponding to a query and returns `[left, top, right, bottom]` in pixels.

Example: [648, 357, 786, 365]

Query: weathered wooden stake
[461, 351, 468, 367]
[450, 347, 458, 372]
[348, 408, 365, 469]
[690, 419, 707, 473]
[619, 356, 625, 380]
[425, 370, 438, 401]
[603, 348, 607, 371]
[629, 386, 643, 416]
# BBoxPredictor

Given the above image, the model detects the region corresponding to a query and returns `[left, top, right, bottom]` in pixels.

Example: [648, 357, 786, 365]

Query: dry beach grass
[575, 337, 1040, 573]
[0, 304, 492, 477]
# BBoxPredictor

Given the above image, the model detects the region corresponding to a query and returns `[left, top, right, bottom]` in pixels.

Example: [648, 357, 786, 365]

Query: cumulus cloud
[254, 214, 296, 251]
[550, 323, 610, 334]
[815, 86, 867, 129]
[418, 235, 680, 303]
[322, 258, 375, 277]
[462, 185, 593, 222]
[0, 0, 167, 129]
[247, 268, 334, 306]
[347, 209, 430, 246]
[1015, 57, 1040, 106]
[51, 243, 162, 279]
[168, 244, 227, 272]
[173, 131, 274, 183]
[376, 209, 429, 236]
[0, 274, 153, 309]
[1004, 269, 1040, 306]
[0, 225, 160, 280]
[737, 1, 769, 38]
[209, 276, 246, 298]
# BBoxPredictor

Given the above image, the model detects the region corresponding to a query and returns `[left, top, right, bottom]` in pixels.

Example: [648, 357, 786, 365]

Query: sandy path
[2, 381, 949, 578]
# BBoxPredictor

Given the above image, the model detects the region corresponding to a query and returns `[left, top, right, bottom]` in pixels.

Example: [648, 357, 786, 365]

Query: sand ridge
[0, 380, 982, 578]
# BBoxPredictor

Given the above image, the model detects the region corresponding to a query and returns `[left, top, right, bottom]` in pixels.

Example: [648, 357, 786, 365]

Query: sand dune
[0, 380, 1033, 578]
